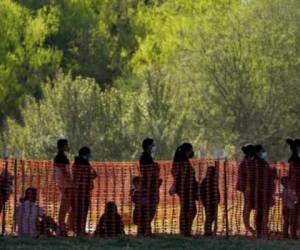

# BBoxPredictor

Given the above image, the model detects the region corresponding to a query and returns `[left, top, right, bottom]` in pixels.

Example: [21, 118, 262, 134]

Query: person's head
[132, 176, 141, 189]
[24, 187, 37, 202]
[253, 144, 267, 160]
[173, 143, 194, 162]
[79, 146, 92, 161]
[105, 202, 118, 215]
[57, 139, 69, 153]
[142, 138, 155, 155]
[287, 139, 300, 156]
[181, 143, 194, 159]
[241, 144, 255, 158]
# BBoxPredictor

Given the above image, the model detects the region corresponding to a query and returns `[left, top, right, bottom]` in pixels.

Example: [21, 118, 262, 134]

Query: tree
[174, 0, 300, 158]
[0, 0, 61, 154]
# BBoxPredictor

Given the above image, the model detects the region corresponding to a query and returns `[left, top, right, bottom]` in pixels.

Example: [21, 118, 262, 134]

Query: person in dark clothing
[286, 138, 300, 239]
[53, 139, 73, 236]
[136, 138, 162, 236]
[130, 176, 142, 226]
[236, 144, 256, 235]
[252, 144, 276, 238]
[280, 176, 298, 239]
[200, 166, 220, 236]
[72, 147, 97, 236]
[94, 202, 124, 237]
[0, 168, 13, 217]
[170, 143, 198, 236]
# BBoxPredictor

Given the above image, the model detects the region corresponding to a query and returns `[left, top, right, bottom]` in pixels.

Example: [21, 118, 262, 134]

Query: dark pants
[204, 204, 218, 236]
[284, 204, 299, 239]
[289, 202, 300, 239]
[179, 196, 197, 236]
[134, 201, 158, 236]
[73, 188, 91, 235]
[255, 201, 270, 238]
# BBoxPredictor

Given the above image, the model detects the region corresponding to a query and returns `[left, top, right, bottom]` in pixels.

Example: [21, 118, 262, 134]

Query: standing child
[131, 176, 142, 226]
[94, 202, 124, 237]
[200, 166, 220, 236]
[280, 176, 298, 238]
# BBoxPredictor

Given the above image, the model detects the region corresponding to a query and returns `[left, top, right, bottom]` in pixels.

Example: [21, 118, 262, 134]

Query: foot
[245, 226, 255, 235]
[204, 231, 213, 237]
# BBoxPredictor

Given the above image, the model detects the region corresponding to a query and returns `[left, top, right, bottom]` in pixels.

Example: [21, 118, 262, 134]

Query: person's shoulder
[54, 152, 69, 165]
[140, 152, 153, 165]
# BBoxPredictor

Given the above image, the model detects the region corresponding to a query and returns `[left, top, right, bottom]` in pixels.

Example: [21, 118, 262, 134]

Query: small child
[94, 202, 124, 237]
[16, 187, 57, 238]
[280, 176, 298, 238]
[200, 166, 220, 236]
[130, 176, 143, 226]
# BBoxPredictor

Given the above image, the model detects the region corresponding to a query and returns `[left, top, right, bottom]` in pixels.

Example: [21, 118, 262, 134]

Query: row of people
[1, 137, 300, 238]
[53, 138, 220, 237]
[135, 138, 300, 238]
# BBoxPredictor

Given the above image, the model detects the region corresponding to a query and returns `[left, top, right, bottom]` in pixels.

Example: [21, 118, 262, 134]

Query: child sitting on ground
[16, 187, 57, 237]
[94, 202, 124, 237]
[280, 176, 298, 238]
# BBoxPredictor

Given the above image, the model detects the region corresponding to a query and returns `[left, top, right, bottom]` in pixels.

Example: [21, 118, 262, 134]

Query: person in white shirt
[16, 188, 45, 237]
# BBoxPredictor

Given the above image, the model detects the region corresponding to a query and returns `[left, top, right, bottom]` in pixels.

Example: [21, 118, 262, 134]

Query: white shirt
[16, 200, 45, 237]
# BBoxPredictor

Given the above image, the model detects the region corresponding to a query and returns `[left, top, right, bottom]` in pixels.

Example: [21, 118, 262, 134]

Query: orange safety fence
[0, 159, 294, 238]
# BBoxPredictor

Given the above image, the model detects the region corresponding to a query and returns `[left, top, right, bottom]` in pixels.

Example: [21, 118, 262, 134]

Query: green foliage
[0, 0, 61, 121]
[1, 0, 300, 160]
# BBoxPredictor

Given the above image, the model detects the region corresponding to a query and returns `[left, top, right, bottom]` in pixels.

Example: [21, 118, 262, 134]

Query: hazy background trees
[1, 0, 299, 160]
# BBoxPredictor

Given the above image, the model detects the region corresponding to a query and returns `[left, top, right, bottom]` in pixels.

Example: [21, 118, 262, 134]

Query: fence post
[223, 157, 229, 239]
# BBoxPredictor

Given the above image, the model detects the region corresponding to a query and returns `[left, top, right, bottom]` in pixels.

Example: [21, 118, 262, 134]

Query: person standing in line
[54, 139, 73, 236]
[287, 139, 300, 239]
[200, 166, 220, 236]
[280, 176, 298, 238]
[72, 146, 97, 236]
[137, 138, 162, 236]
[170, 143, 198, 237]
[252, 144, 276, 238]
[236, 144, 256, 235]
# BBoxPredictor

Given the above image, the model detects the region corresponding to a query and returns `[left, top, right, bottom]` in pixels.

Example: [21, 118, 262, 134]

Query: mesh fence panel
[0, 159, 295, 238]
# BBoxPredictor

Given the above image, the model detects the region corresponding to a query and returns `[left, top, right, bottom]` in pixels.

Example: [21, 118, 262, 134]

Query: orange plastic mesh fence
[0, 159, 293, 237]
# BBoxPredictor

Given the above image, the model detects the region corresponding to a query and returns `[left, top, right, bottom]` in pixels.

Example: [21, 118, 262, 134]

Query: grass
[0, 236, 300, 250]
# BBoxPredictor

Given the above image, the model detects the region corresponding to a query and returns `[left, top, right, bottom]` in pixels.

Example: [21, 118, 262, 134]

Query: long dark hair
[173, 143, 193, 163]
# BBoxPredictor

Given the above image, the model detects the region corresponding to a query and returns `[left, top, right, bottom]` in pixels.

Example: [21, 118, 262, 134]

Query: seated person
[94, 202, 124, 237]
[16, 187, 57, 237]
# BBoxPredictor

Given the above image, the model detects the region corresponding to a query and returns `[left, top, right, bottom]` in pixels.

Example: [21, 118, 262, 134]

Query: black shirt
[140, 152, 155, 166]
[139, 151, 161, 203]
[54, 151, 69, 165]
